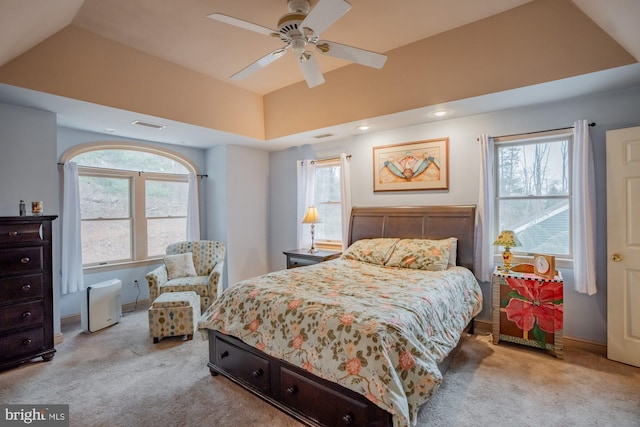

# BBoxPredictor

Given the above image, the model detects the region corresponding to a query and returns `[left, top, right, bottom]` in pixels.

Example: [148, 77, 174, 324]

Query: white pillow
[164, 252, 197, 280]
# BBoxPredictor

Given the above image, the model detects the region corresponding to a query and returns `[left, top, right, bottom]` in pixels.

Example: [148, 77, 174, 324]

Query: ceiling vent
[131, 120, 166, 130]
[313, 133, 335, 139]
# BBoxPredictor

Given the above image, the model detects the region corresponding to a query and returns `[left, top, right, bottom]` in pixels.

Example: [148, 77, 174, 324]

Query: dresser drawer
[0, 222, 42, 244]
[0, 300, 44, 333]
[0, 274, 44, 304]
[280, 367, 369, 426]
[0, 327, 45, 361]
[0, 246, 43, 275]
[214, 335, 271, 394]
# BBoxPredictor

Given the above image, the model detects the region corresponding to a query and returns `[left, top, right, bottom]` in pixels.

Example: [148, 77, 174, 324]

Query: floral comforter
[198, 259, 482, 427]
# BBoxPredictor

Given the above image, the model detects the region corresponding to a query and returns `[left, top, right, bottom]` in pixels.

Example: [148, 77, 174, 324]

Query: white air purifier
[81, 279, 122, 333]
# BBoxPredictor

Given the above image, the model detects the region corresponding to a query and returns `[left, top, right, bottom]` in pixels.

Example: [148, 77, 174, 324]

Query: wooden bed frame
[207, 205, 477, 427]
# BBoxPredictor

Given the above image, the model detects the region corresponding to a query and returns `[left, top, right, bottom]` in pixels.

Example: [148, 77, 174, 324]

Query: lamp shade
[493, 230, 522, 248]
[302, 206, 322, 224]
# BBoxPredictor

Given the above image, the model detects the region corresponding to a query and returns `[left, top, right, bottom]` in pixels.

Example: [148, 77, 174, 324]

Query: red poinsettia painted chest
[492, 267, 564, 358]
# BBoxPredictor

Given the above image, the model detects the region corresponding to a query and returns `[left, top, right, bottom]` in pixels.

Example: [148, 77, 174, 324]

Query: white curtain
[186, 172, 201, 241]
[61, 162, 84, 295]
[296, 159, 316, 250]
[474, 134, 495, 282]
[572, 120, 597, 295]
[340, 153, 352, 250]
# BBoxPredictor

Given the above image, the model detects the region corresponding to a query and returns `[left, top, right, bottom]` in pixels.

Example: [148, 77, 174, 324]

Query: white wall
[0, 102, 61, 333]
[268, 86, 640, 344]
[207, 145, 270, 289]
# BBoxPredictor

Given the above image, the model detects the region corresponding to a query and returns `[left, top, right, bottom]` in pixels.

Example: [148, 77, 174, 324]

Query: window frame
[493, 130, 574, 266]
[61, 143, 198, 272]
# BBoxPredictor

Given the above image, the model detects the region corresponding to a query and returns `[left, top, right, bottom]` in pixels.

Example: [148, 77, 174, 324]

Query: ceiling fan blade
[301, 0, 351, 36]
[298, 52, 325, 88]
[230, 48, 288, 80]
[207, 13, 279, 38]
[315, 40, 387, 69]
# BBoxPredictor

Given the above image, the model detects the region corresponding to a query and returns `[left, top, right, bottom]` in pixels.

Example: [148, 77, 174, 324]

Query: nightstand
[492, 266, 564, 358]
[283, 249, 341, 269]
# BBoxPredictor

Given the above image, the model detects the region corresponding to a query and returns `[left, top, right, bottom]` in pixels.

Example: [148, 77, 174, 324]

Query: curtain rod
[302, 154, 351, 166]
[478, 122, 596, 141]
[56, 162, 207, 177]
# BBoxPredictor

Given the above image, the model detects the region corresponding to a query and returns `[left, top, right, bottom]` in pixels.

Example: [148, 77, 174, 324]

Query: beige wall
[263, 0, 635, 138]
[0, 26, 266, 140]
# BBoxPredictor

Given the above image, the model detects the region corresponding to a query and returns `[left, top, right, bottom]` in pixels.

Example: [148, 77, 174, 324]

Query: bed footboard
[208, 330, 392, 427]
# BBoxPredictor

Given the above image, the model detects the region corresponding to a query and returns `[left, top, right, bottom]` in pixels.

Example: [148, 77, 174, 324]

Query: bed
[198, 206, 482, 427]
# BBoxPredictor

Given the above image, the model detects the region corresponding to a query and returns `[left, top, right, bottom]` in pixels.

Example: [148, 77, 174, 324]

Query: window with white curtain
[70, 148, 193, 266]
[494, 131, 573, 258]
[313, 158, 343, 248]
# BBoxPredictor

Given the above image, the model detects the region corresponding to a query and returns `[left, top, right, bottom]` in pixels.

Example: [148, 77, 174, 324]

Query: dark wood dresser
[0, 215, 57, 371]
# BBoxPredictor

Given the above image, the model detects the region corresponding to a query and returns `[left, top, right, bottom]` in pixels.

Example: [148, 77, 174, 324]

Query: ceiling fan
[208, 0, 388, 88]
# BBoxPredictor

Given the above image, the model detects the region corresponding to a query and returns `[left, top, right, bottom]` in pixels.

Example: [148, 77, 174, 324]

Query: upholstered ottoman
[148, 291, 200, 343]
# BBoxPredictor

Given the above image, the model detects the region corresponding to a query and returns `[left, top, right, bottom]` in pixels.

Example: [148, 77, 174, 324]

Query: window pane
[147, 218, 187, 257]
[79, 176, 130, 219]
[497, 139, 570, 197]
[498, 199, 569, 255]
[146, 180, 188, 217]
[73, 149, 189, 174]
[315, 166, 341, 202]
[314, 164, 342, 242]
[81, 220, 131, 264]
[315, 203, 341, 241]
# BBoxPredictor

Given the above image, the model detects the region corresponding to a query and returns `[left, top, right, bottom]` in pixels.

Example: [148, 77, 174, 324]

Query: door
[606, 125, 640, 367]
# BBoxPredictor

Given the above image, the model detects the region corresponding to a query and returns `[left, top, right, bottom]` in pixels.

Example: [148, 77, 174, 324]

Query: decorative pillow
[164, 252, 197, 280]
[341, 238, 400, 265]
[384, 238, 454, 271]
[447, 238, 458, 267]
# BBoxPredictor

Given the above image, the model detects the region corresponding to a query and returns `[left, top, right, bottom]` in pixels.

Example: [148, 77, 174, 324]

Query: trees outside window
[495, 134, 572, 257]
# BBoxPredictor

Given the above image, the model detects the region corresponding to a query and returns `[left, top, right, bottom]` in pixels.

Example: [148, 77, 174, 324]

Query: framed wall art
[372, 138, 449, 192]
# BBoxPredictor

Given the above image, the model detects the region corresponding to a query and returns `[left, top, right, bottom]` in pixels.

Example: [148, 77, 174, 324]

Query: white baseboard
[473, 319, 606, 356]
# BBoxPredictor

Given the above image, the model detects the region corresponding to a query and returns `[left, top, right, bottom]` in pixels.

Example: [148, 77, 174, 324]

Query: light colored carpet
[1, 308, 638, 427]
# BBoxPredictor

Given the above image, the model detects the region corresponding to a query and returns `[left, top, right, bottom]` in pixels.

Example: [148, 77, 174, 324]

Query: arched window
[63, 144, 198, 267]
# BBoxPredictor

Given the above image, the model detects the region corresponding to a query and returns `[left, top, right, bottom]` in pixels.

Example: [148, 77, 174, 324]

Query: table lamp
[302, 206, 322, 253]
[493, 230, 521, 272]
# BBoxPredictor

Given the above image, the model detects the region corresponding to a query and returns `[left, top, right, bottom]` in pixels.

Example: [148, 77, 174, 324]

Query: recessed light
[431, 110, 448, 117]
[356, 125, 370, 131]
[104, 128, 115, 133]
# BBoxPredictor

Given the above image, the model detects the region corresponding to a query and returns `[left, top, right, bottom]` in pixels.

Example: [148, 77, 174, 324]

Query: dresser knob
[252, 368, 264, 378]
[9, 230, 19, 236]
[22, 338, 32, 346]
[21, 257, 30, 264]
[22, 311, 32, 320]
[286, 385, 298, 396]
[342, 414, 354, 425]
[219, 350, 229, 359]
[21, 284, 32, 292]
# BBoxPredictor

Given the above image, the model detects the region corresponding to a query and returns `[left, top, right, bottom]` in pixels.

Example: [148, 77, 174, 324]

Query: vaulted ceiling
[0, 0, 638, 149]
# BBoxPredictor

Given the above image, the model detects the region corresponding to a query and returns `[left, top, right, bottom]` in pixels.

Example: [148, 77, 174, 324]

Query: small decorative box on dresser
[283, 249, 341, 269]
[492, 266, 564, 358]
[0, 215, 57, 370]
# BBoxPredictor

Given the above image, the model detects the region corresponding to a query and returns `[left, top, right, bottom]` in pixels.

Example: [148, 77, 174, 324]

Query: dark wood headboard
[348, 206, 477, 272]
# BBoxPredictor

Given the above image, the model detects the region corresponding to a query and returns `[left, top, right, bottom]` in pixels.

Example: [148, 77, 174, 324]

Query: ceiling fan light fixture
[290, 37, 307, 55]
